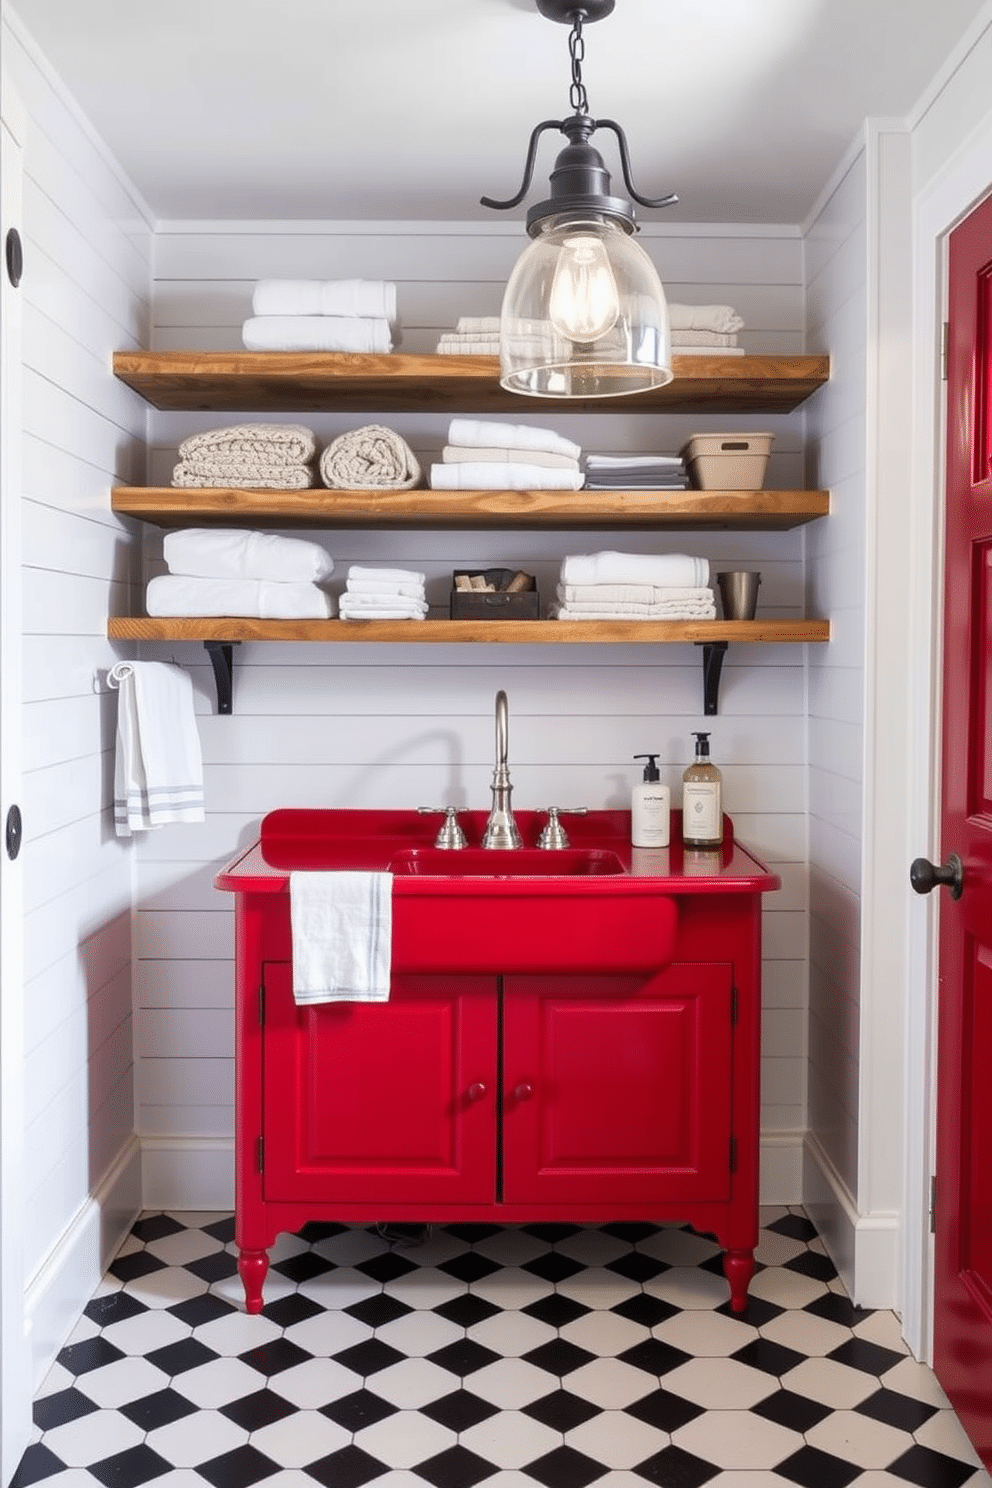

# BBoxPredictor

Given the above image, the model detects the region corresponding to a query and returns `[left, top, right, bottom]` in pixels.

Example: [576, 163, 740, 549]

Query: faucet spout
[482, 689, 523, 849]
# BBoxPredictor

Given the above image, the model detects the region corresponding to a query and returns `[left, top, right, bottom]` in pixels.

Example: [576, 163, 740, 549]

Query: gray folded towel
[320, 425, 422, 490]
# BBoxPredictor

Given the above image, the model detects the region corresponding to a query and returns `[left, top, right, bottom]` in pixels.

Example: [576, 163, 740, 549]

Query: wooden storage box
[450, 570, 540, 620]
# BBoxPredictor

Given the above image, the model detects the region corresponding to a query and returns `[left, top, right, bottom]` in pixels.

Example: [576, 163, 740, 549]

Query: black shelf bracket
[204, 640, 238, 714]
[699, 641, 729, 716]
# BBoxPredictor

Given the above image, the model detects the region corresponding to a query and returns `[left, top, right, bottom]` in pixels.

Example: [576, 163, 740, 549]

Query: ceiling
[9, 0, 990, 226]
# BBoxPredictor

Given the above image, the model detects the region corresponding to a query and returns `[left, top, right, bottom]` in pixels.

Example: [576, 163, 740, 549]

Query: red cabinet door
[501, 964, 734, 1204]
[261, 963, 497, 1204]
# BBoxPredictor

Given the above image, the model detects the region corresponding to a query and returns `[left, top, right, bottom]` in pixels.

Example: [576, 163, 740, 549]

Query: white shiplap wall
[803, 148, 869, 1247]
[3, 12, 151, 1383]
[138, 221, 813, 1207]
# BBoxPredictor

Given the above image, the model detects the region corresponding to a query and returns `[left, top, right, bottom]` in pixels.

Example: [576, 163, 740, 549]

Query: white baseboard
[141, 1137, 234, 1210]
[24, 1137, 141, 1393]
[803, 1132, 900, 1309]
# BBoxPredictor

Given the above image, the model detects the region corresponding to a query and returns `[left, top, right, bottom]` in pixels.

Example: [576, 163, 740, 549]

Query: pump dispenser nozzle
[692, 732, 711, 757]
[633, 753, 661, 782]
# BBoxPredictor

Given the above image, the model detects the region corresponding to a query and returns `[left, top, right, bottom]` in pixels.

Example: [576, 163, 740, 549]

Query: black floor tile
[618, 1336, 693, 1375]
[785, 1248, 839, 1281]
[522, 1388, 602, 1432]
[84, 1291, 149, 1328]
[414, 1443, 500, 1488]
[167, 1292, 237, 1328]
[522, 1337, 597, 1376]
[802, 1290, 875, 1329]
[238, 1337, 315, 1376]
[632, 1444, 720, 1487]
[354, 1250, 419, 1283]
[146, 1336, 219, 1376]
[438, 1251, 502, 1283]
[196, 1443, 282, 1488]
[753, 1386, 833, 1433]
[345, 1291, 414, 1328]
[32, 1385, 99, 1431]
[220, 1386, 298, 1431]
[57, 1334, 126, 1375]
[856, 1385, 940, 1432]
[732, 1335, 807, 1377]
[10, 1444, 67, 1486]
[88, 1443, 174, 1488]
[521, 1251, 585, 1283]
[428, 1338, 502, 1377]
[521, 1444, 607, 1488]
[319, 1387, 399, 1432]
[605, 1249, 669, 1282]
[624, 1386, 706, 1433]
[520, 1223, 583, 1243]
[108, 1250, 167, 1284]
[776, 1444, 863, 1488]
[131, 1214, 186, 1244]
[202, 1216, 237, 1244]
[522, 1291, 591, 1328]
[888, 1444, 980, 1488]
[305, 1444, 388, 1487]
[119, 1386, 200, 1431]
[186, 1249, 239, 1283]
[611, 1291, 678, 1328]
[421, 1388, 501, 1432]
[828, 1334, 907, 1376]
[766, 1212, 819, 1243]
[434, 1293, 502, 1328]
[261, 1291, 326, 1328]
[332, 1337, 407, 1378]
[271, 1251, 335, 1284]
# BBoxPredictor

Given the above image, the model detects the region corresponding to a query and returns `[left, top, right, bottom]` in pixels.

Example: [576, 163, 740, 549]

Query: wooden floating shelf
[112, 350, 830, 415]
[112, 485, 830, 532]
[108, 617, 829, 645]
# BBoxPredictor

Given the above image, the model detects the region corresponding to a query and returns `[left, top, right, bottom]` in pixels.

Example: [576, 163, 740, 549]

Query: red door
[502, 965, 733, 1204]
[927, 191, 992, 1469]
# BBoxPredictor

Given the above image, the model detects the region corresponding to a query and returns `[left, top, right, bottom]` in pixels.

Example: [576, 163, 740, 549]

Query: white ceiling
[9, 0, 990, 226]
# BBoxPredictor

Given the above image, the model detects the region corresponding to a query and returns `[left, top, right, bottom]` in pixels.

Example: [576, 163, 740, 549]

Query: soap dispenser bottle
[682, 732, 723, 848]
[632, 754, 671, 848]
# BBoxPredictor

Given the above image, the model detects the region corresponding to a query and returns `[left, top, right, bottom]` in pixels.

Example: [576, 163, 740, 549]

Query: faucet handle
[537, 806, 587, 850]
[417, 806, 468, 849]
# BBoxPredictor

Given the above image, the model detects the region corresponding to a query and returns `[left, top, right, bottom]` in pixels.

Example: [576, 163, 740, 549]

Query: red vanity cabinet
[218, 809, 778, 1315]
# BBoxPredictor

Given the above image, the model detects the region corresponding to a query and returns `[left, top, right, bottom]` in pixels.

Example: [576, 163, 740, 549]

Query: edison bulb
[548, 233, 620, 342]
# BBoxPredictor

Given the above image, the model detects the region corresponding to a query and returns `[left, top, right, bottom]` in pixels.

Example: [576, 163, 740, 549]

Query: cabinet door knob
[513, 1082, 534, 1102]
[466, 1081, 487, 1102]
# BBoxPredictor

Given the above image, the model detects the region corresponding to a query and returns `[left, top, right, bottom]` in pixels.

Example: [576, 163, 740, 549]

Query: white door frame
[0, 63, 30, 1483]
[902, 126, 992, 1362]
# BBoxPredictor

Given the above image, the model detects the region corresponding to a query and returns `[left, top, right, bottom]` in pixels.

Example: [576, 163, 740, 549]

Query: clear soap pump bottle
[682, 732, 723, 848]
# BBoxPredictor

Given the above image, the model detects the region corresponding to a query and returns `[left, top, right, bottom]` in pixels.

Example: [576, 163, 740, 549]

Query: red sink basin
[388, 847, 626, 877]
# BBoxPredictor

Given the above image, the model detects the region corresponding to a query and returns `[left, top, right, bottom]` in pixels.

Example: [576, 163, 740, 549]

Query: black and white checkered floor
[13, 1208, 992, 1488]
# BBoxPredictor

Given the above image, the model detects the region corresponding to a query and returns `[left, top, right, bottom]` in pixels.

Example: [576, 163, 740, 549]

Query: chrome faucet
[482, 689, 523, 849]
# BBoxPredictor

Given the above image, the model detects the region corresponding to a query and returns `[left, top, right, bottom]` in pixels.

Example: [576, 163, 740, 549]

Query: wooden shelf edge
[111, 350, 830, 414]
[108, 617, 830, 645]
[111, 486, 829, 531]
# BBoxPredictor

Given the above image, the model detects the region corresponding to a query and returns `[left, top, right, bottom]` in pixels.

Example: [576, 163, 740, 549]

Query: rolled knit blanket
[173, 464, 316, 490]
[178, 424, 316, 466]
[320, 425, 422, 490]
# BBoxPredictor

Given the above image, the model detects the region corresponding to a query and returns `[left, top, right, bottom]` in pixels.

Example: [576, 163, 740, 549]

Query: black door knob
[910, 853, 964, 900]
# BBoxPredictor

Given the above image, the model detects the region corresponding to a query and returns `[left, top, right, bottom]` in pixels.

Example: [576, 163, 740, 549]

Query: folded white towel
[242, 316, 394, 353]
[339, 599, 428, 621]
[164, 528, 334, 583]
[108, 661, 205, 838]
[430, 462, 584, 491]
[668, 304, 745, 333]
[671, 330, 740, 347]
[561, 552, 711, 588]
[585, 454, 684, 471]
[146, 575, 334, 619]
[448, 418, 581, 461]
[252, 279, 397, 322]
[555, 600, 717, 619]
[436, 339, 502, 355]
[671, 346, 745, 357]
[320, 425, 422, 490]
[178, 423, 316, 465]
[290, 871, 392, 1004]
[558, 583, 714, 606]
[456, 316, 501, 333]
[346, 578, 425, 599]
[347, 565, 426, 587]
[442, 445, 578, 470]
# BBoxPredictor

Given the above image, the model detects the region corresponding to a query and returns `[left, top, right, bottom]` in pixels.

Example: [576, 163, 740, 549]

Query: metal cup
[716, 571, 761, 621]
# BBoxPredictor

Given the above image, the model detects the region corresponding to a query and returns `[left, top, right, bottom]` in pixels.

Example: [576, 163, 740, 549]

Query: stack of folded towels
[145, 528, 336, 619]
[338, 565, 428, 621]
[430, 418, 583, 491]
[553, 551, 716, 620]
[171, 424, 317, 490]
[242, 279, 399, 353]
[669, 303, 745, 357]
[584, 453, 689, 490]
[436, 316, 501, 356]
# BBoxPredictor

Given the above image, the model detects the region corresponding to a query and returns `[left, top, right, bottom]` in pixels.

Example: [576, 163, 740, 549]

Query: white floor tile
[462, 1356, 560, 1410]
[558, 1308, 648, 1357]
[467, 1309, 556, 1357]
[146, 1410, 248, 1468]
[145, 1228, 227, 1267]
[460, 1408, 562, 1468]
[251, 1409, 351, 1468]
[780, 1355, 879, 1410]
[880, 1353, 952, 1406]
[646, 1265, 733, 1311]
[168, 1356, 265, 1410]
[100, 1308, 192, 1355]
[366, 1356, 460, 1409]
[41, 1408, 144, 1467]
[382, 1267, 467, 1311]
[282, 1308, 371, 1357]
[473, 1229, 550, 1266]
[565, 1356, 661, 1410]
[355, 1409, 456, 1468]
[554, 1229, 631, 1265]
[126, 1266, 209, 1309]
[914, 1407, 992, 1469]
[268, 1356, 359, 1409]
[673, 1408, 802, 1469]
[806, 1408, 915, 1469]
[758, 1306, 852, 1357]
[654, 1307, 759, 1356]
[565, 1409, 668, 1468]
[193, 1310, 282, 1356]
[471, 1267, 555, 1311]
[662, 1357, 778, 1410]
[375, 1309, 464, 1357]
[638, 1228, 723, 1266]
[748, 1267, 830, 1309]
[72, 1355, 171, 1409]
[555, 1265, 640, 1309]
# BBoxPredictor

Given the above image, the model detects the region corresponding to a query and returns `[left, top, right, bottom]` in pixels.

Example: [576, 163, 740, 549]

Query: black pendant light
[482, 0, 678, 398]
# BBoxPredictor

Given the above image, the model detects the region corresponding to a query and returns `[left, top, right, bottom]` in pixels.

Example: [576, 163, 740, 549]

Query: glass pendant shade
[499, 213, 673, 398]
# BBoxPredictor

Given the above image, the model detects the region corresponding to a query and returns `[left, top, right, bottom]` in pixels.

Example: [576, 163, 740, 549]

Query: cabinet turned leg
[238, 1249, 269, 1314]
[723, 1248, 756, 1313]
